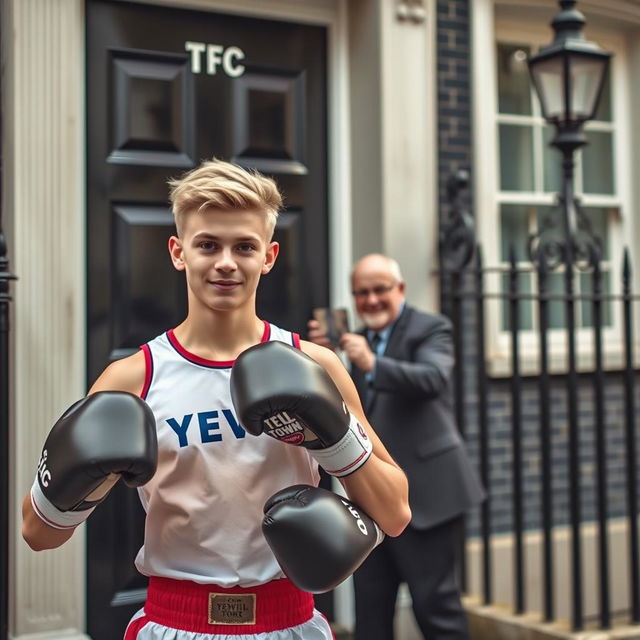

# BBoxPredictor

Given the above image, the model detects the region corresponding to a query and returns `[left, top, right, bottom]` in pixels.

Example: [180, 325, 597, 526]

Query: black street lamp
[527, 0, 612, 268]
[528, 0, 611, 153]
[526, 1, 612, 633]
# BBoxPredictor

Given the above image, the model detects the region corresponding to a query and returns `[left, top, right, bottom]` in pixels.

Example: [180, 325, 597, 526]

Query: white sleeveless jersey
[135, 321, 320, 587]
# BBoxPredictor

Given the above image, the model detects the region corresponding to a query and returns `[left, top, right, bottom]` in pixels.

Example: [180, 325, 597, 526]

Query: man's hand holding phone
[308, 308, 350, 350]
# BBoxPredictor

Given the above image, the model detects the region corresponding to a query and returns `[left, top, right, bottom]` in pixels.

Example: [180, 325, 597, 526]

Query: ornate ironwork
[528, 196, 602, 272]
[439, 169, 475, 271]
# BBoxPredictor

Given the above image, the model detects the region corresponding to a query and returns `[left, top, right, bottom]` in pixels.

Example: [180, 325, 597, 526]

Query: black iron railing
[440, 244, 640, 631]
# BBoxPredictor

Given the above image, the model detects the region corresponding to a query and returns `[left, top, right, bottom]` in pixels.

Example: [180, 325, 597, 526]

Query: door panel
[112, 204, 187, 357]
[86, 1, 329, 637]
[108, 48, 195, 166]
[232, 68, 308, 174]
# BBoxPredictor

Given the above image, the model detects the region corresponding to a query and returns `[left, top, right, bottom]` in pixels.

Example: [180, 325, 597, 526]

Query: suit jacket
[351, 305, 485, 530]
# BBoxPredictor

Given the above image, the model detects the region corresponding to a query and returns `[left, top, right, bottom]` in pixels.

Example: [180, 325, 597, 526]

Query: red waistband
[145, 576, 315, 634]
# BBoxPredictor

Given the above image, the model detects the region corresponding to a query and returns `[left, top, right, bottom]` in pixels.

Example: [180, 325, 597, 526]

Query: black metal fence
[441, 242, 640, 632]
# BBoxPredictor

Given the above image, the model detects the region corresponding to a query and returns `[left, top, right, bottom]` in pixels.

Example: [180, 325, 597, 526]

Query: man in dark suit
[308, 253, 485, 640]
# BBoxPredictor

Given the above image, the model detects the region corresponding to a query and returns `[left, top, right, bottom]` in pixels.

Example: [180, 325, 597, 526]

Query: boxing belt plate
[144, 576, 314, 634]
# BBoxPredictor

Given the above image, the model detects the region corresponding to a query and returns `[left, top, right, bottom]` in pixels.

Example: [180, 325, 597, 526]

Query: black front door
[86, 1, 329, 636]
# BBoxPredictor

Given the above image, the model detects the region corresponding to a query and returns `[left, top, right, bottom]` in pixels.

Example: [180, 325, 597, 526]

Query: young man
[22, 160, 411, 639]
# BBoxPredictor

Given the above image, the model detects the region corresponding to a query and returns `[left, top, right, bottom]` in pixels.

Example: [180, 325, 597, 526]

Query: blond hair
[168, 159, 282, 238]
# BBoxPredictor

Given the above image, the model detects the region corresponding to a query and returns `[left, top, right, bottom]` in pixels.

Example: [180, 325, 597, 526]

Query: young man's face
[168, 208, 278, 313]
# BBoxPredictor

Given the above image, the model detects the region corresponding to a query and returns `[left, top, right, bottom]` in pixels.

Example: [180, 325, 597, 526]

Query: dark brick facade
[436, 0, 472, 226]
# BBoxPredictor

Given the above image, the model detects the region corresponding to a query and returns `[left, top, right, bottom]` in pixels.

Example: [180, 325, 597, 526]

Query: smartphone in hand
[312, 307, 350, 347]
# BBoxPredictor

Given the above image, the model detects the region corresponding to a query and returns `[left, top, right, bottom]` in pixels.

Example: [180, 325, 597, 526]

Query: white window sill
[485, 338, 640, 378]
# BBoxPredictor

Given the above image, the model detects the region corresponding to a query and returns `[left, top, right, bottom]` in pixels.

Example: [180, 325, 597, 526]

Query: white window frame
[472, 0, 637, 376]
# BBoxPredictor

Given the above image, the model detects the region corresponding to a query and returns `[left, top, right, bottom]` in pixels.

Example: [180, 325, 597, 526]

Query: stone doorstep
[465, 598, 640, 640]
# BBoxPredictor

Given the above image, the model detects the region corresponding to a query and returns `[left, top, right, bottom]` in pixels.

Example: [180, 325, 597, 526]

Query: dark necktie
[365, 333, 381, 406]
[370, 332, 382, 354]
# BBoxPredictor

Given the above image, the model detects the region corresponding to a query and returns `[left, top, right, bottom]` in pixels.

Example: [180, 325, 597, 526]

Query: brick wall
[436, 0, 472, 225]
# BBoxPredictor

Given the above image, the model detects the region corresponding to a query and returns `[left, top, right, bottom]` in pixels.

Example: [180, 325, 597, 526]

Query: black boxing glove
[30, 391, 157, 529]
[263, 485, 384, 593]
[230, 341, 373, 476]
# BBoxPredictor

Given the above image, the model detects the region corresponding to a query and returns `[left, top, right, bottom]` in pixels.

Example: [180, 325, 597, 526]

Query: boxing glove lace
[30, 391, 157, 529]
[263, 484, 384, 593]
[230, 341, 373, 476]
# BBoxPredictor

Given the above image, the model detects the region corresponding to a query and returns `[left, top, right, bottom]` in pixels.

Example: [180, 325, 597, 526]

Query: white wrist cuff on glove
[30, 477, 96, 530]
[372, 520, 386, 548]
[311, 413, 373, 477]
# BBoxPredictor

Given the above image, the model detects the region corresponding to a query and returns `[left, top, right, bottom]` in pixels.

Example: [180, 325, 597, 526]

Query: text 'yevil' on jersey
[262, 411, 318, 445]
[166, 409, 245, 447]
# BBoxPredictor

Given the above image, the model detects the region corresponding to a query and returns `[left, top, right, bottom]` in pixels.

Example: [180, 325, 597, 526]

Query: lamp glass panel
[530, 56, 564, 119]
[498, 43, 532, 115]
[569, 54, 607, 120]
[593, 68, 612, 122]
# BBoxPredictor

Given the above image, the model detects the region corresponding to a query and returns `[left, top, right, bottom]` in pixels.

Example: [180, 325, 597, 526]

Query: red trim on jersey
[292, 332, 301, 349]
[144, 577, 314, 634]
[124, 614, 150, 639]
[320, 611, 337, 640]
[166, 329, 235, 368]
[166, 322, 272, 368]
[139, 344, 153, 400]
[260, 320, 270, 342]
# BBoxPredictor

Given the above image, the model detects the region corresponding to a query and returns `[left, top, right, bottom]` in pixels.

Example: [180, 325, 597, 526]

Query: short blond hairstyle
[168, 159, 282, 238]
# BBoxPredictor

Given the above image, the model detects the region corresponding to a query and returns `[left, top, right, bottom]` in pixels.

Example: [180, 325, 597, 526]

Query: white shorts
[123, 577, 334, 640]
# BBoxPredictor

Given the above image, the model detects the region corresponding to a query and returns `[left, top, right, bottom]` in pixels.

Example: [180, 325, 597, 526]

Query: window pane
[500, 204, 531, 261]
[500, 124, 534, 191]
[580, 271, 612, 328]
[542, 125, 562, 194]
[534, 204, 565, 264]
[547, 273, 566, 329]
[501, 272, 534, 331]
[500, 204, 533, 331]
[497, 43, 532, 115]
[582, 131, 614, 194]
[580, 206, 611, 260]
[593, 67, 612, 122]
[535, 204, 562, 239]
